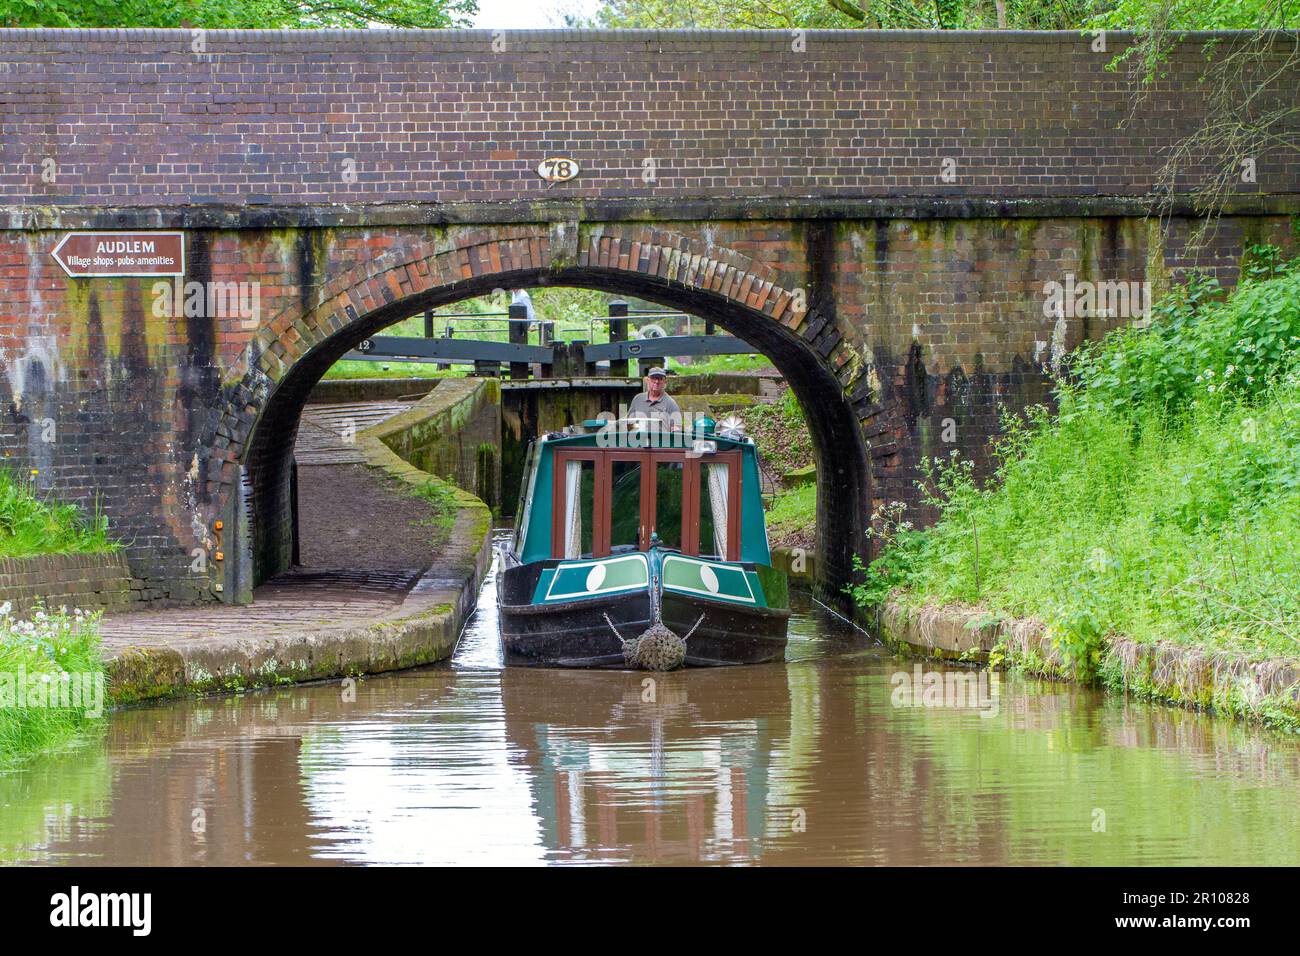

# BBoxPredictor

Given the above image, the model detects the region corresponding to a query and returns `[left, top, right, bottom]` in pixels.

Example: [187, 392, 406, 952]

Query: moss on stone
[881, 593, 1300, 731]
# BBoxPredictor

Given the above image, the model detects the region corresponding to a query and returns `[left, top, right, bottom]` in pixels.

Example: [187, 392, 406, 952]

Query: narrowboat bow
[498, 417, 791, 669]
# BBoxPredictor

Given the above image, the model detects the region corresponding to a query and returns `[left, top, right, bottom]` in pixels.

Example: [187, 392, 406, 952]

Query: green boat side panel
[738, 451, 770, 566]
[754, 563, 790, 610]
[534, 553, 651, 604]
[661, 554, 768, 607]
[520, 443, 556, 563]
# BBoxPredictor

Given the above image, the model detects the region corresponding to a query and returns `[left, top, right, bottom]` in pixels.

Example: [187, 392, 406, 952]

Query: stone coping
[878, 595, 1300, 727]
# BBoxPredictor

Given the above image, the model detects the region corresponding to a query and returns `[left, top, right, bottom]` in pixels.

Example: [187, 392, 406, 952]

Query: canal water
[3, 539, 1299, 866]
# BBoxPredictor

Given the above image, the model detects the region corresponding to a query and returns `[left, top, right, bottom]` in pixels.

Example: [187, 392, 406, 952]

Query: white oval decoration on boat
[536, 157, 580, 182]
[585, 563, 607, 592]
[699, 565, 720, 594]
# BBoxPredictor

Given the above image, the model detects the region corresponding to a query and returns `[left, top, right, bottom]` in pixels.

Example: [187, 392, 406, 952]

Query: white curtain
[707, 462, 729, 557]
[564, 459, 583, 559]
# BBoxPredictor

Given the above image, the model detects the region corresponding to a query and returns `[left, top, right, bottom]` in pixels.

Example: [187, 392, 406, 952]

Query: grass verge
[410, 476, 460, 549]
[854, 245, 1300, 677]
[0, 603, 107, 767]
[0, 468, 116, 560]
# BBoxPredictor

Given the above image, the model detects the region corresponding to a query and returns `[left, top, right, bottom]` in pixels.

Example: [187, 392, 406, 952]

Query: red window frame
[550, 447, 742, 561]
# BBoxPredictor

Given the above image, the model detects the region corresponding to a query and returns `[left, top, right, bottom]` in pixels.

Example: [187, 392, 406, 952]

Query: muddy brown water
[3, 538, 1299, 865]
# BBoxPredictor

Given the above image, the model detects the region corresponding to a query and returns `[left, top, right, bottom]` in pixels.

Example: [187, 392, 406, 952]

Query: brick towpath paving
[100, 398, 492, 704]
[293, 401, 449, 571]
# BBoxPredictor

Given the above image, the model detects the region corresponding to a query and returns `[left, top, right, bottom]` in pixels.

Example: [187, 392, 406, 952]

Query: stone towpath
[99, 399, 491, 704]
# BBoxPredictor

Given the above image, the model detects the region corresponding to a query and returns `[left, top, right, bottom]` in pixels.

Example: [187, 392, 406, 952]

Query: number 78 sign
[536, 157, 580, 183]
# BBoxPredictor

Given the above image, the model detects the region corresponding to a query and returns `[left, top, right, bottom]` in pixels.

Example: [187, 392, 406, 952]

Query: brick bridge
[0, 29, 1297, 604]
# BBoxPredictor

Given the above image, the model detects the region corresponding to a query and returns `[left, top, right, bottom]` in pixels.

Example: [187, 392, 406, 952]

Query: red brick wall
[3, 29, 1297, 205]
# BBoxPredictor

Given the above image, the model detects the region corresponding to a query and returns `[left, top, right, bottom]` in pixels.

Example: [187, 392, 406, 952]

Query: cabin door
[552, 449, 741, 561]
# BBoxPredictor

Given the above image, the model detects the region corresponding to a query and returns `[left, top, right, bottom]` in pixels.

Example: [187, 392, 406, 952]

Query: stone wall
[0, 552, 144, 617]
[877, 598, 1300, 727]
[305, 378, 440, 405]
[367, 378, 502, 512]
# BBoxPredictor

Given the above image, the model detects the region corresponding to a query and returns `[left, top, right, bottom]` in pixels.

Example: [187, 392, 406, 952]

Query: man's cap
[647, 366, 667, 378]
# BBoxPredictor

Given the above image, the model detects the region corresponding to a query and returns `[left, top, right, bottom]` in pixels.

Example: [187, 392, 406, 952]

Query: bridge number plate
[536, 157, 580, 183]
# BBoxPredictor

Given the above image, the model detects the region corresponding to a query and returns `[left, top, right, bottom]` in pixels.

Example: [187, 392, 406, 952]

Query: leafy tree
[1086, 1, 1300, 240]
[591, 0, 1106, 30]
[0, 0, 478, 29]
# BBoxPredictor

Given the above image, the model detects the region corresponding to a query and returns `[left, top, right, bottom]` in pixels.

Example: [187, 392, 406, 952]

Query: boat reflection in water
[500, 663, 791, 861]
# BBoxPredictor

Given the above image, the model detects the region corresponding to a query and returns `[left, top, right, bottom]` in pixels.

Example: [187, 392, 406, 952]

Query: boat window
[548, 447, 742, 561]
[559, 457, 596, 559]
[609, 459, 643, 550]
[698, 461, 729, 558]
[653, 460, 683, 549]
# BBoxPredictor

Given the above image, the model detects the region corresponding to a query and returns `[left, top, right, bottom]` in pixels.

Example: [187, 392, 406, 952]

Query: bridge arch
[202, 223, 873, 603]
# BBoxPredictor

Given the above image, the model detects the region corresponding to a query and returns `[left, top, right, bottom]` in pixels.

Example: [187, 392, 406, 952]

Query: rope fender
[604, 612, 704, 671]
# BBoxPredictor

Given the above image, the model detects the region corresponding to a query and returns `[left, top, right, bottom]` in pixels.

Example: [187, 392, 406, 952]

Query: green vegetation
[0, 469, 116, 560]
[744, 388, 813, 480]
[1092, 0, 1299, 34]
[856, 247, 1300, 671]
[0, 604, 107, 767]
[1, 0, 477, 29]
[668, 353, 775, 376]
[591, 0, 1295, 31]
[592, 0, 1099, 29]
[324, 361, 460, 381]
[410, 476, 460, 547]
[766, 482, 816, 553]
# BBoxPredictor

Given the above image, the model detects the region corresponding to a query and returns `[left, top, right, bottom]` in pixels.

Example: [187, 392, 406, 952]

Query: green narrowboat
[498, 416, 791, 670]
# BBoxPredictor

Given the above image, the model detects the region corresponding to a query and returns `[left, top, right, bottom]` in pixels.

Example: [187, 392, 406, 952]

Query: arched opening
[223, 254, 870, 607]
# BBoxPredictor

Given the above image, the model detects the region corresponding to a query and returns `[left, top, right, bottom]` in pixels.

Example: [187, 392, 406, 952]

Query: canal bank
[101, 385, 494, 706]
[877, 596, 1300, 730]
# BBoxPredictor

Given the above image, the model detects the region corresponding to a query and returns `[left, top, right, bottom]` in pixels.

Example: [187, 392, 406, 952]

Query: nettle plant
[845, 499, 924, 611]
[1072, 244, 1300, 416]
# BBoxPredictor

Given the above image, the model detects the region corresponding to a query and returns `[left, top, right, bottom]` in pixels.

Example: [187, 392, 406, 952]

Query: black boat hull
[498, 561, 790, 669]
